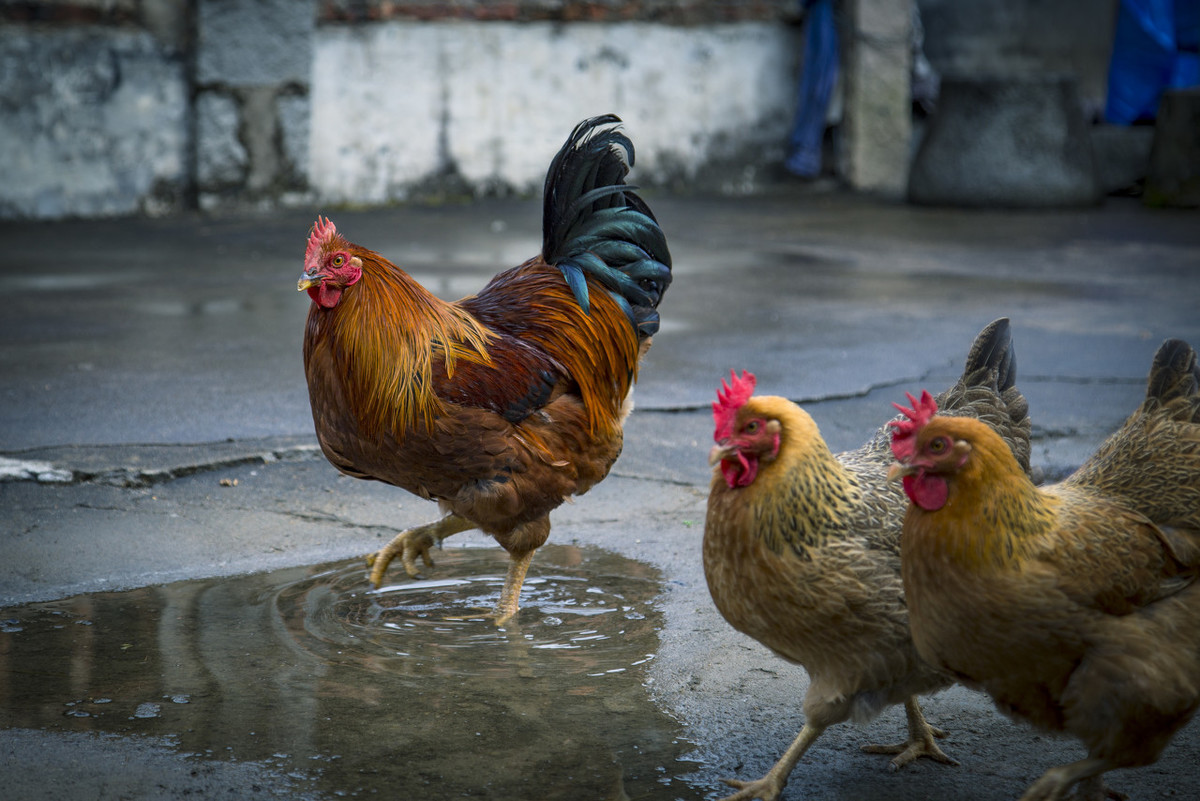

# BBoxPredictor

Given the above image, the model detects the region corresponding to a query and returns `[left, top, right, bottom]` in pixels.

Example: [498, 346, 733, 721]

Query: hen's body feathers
[896, 338, 1200, 800]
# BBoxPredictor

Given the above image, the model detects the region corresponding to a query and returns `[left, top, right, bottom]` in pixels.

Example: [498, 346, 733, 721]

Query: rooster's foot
[365, 514, 473, 588]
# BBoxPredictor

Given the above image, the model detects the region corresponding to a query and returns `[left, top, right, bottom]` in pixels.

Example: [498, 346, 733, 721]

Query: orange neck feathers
[313, 248, 493, 437]
[904, 420, 1055, 570]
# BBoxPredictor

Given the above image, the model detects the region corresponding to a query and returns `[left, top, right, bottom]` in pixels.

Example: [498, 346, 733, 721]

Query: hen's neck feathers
[737, 398, 859, 557]
[311, 248, 493, 437]
[906, 418, 1056, 570]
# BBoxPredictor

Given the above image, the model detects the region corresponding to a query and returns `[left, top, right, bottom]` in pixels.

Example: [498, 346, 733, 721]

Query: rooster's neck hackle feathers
[316, 248, 493, 437]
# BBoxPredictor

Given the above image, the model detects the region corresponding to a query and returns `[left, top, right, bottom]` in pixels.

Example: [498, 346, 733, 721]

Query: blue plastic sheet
[1106, 0, 1200, 123]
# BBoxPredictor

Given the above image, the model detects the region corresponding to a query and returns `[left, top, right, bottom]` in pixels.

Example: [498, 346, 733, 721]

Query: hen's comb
[306, 216, 338, 263]
[888, 390, 938, 461]
[713, 370, 756, 441]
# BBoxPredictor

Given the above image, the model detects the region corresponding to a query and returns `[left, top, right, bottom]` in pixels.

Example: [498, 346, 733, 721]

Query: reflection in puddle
[0, 544, 704, 799]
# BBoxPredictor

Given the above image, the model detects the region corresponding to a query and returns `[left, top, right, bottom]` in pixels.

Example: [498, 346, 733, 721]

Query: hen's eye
[332, 254, 345, 267]
[744, 421, 760, 434]
[929, 437, 949, 454]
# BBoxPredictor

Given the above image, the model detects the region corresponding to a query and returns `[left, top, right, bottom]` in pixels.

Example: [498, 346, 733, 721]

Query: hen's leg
[1017, 757, 1111, 801]
[861, 696, 958, 769]
[492, 548, 536, 626]
[366, 514, 474, 587]
[718, 722, 825, 801]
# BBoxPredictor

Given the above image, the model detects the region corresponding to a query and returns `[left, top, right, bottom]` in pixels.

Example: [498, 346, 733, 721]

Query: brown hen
[703, 318, 1032, 801]
[892, 337, 1200, 801]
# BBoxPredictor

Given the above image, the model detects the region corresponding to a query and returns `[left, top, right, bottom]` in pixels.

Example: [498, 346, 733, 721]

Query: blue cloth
[1106, 0, 1200, 124]
[786, 0, 839, 177]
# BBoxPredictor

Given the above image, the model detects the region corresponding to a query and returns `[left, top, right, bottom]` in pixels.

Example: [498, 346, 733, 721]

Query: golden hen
[298, 115, 671, 624]
[703, 318, 1032, 801]
[891, 337, 1200, 800]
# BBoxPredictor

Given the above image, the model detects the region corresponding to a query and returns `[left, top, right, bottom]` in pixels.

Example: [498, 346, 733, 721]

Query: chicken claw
[860, 697, 958, 770]
[366, 514, 473, 588]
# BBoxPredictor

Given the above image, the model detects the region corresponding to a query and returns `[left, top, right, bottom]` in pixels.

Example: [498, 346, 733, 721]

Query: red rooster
[297, 115, 671, 624]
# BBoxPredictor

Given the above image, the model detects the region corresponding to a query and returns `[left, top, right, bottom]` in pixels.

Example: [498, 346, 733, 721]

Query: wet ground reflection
[0, 544, 705, 799]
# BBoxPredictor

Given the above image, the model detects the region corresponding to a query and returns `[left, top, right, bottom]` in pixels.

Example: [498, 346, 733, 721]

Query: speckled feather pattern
[704, 319, 1032, 726]
[901, 338, 1200, 772]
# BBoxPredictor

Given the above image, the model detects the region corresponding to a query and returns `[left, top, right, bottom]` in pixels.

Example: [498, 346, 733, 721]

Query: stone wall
[0, 0, 1126, 219]
[0, 20, 188, 218]
[309, 20, 802, 204]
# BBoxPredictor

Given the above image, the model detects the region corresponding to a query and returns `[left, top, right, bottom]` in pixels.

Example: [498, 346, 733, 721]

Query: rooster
[890, 338, 1200, 801]
[703, 318, 1032, 801]
[297, 115, 671, 625]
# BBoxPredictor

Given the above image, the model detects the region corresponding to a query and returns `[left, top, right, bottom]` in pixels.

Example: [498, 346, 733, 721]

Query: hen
[298, 115, 671, 624]
[703, 318, 1032, 801]
[891, 338, 1200, 800]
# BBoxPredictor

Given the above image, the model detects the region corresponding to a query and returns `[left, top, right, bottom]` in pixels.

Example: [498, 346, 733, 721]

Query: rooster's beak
[297, 271, 323, 291]
[709, 442, 736, 466]
[887, 462, 916, 483]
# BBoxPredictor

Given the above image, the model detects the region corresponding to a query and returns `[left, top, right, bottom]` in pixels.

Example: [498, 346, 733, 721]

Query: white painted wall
[310, 21, 800, 203]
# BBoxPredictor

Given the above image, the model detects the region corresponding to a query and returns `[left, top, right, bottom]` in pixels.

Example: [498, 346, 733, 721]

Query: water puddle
[0, 544, 705, 799]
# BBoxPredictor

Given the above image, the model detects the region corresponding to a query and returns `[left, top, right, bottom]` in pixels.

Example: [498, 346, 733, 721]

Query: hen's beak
[709, 442, 736, 466]
[887, 462, 916, 483]
[297, 271, 323, 291]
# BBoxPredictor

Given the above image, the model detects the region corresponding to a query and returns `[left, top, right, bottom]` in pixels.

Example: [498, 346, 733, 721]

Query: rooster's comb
[713, 370, 756, 441]
[305, 216, 338, 263]
[888, 390, 938, 461]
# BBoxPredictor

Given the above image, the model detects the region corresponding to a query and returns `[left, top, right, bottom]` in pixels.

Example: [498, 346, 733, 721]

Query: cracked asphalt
[2, 188, 1200, 799]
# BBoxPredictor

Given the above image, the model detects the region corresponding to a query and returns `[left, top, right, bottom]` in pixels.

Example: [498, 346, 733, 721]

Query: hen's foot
[861, 734, 957, 770]
[716, 723, 823, 801]
[861, 696, 958, 771]
[718, 774, 788, 801]
[1018, 758, 1112, 801]
[365, 515, 473, 588]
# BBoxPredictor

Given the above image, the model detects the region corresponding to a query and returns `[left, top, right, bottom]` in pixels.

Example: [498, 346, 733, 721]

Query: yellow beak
[297, 272, 323, 291]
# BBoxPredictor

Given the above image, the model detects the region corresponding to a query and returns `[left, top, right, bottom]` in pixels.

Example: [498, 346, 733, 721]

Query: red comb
[713, 370, 756, 441]
[888, 390, 938, 461]
[305, 216, 337, 263]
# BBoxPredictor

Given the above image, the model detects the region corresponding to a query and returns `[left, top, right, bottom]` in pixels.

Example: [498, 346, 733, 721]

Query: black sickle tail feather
[542, 114, 673, 340]
[1146, 338, 1200, 422]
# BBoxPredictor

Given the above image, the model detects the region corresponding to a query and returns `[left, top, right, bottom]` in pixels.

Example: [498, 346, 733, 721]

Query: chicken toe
[366, 514, 474, 588]
[860, 697, 958, 770]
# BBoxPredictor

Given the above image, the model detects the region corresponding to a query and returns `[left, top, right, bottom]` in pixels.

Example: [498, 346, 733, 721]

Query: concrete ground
[2, 188, 1199, 800]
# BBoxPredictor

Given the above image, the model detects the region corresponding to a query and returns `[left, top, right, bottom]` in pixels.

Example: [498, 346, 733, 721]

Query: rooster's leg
[718, 722, 825, 801]
[492, 548, 536, 627]
[1017, 758, 1114, 801]
[366, 514, 474, 588]
[860, 696, 958, 770]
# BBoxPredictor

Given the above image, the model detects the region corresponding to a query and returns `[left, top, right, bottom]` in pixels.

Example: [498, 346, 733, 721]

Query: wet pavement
[2, 188, 1200, 800]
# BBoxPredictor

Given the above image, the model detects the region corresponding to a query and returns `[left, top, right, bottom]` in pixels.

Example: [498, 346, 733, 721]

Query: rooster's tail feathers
[1145, 339, 1200, 422]
[542, 115, 673, 340]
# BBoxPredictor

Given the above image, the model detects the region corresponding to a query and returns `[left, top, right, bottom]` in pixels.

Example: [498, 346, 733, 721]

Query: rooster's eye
[332, 254, 345, 267]
[929, 437, 949, 454]
[744, 421, 760, 434]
